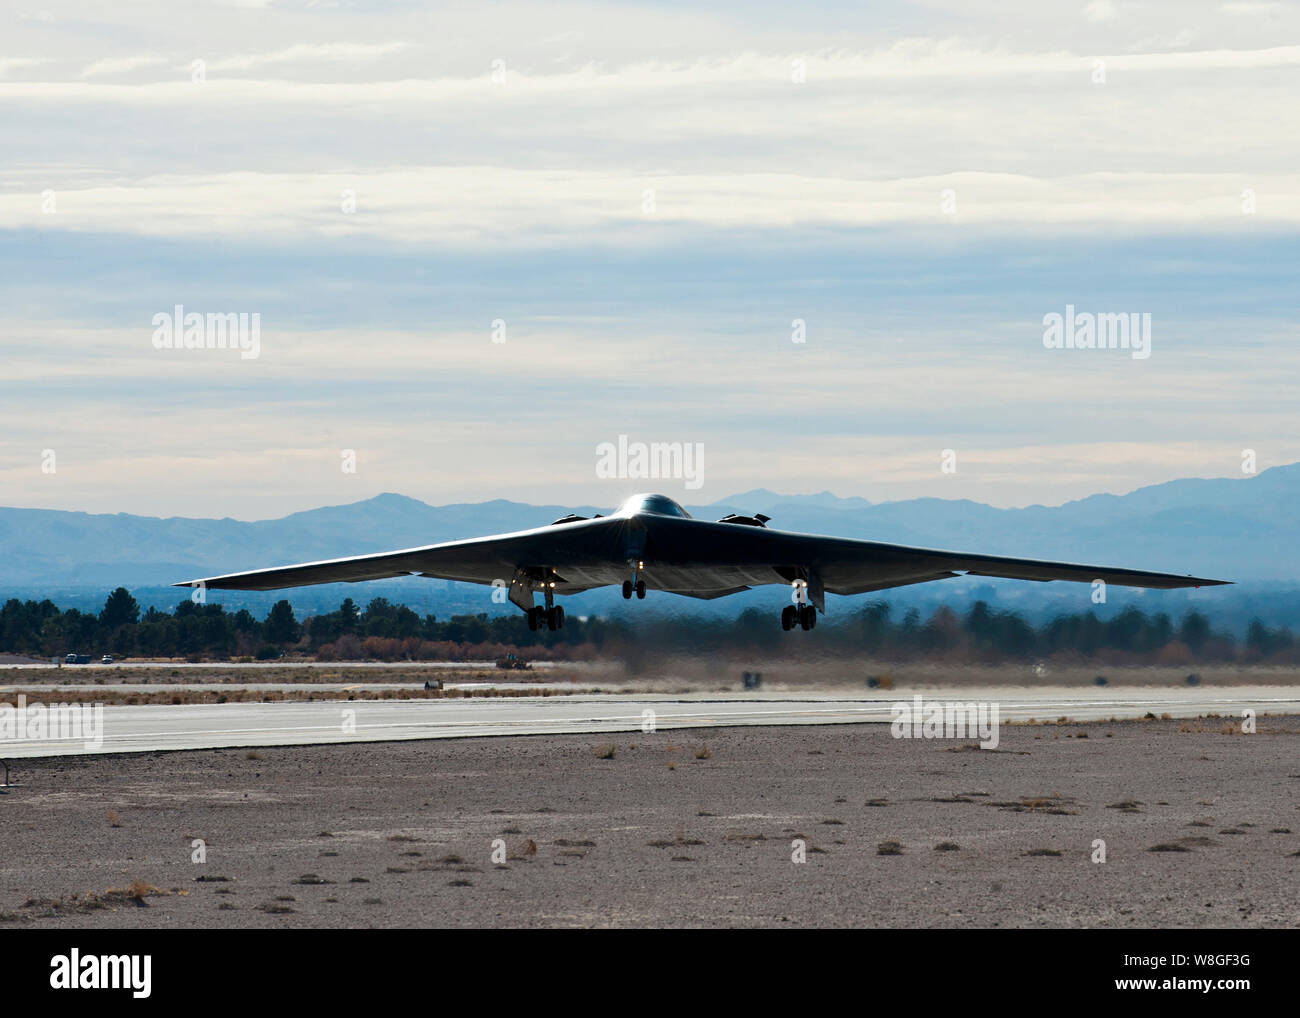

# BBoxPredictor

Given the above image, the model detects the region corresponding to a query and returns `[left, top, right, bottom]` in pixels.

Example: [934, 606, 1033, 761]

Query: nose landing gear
[622, 562, 647, 600]
[781, 604, 817, 631]
[781, 574, 821, 631]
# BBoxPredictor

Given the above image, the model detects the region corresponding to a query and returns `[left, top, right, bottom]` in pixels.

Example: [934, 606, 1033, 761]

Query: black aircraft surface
[177, 493, 1229, 631]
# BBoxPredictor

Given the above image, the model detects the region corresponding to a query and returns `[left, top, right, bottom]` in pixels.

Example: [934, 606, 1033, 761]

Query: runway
[0, 659, 567, 670]
[1, 686, 1295, 758]
[0, 681, 555, 694]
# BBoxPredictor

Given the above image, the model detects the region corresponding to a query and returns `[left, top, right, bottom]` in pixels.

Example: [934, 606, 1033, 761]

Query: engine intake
[716, 513, 771, 528]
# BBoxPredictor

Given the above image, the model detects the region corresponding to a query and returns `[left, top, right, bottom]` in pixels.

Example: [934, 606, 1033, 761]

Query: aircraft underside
[177, 493, 1228, 634]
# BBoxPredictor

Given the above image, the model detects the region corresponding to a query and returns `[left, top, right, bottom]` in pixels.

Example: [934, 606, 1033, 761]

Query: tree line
[0, 589, 601, 662]
[0, 588, 1295, 664]
[623, 601, 1296, 665]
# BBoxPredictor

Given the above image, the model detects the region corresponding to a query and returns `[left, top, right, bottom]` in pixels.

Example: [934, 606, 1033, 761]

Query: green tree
[100, 587, 140, 629]
[1179, 611, 1211, 653]
[265, 600, 301, 646]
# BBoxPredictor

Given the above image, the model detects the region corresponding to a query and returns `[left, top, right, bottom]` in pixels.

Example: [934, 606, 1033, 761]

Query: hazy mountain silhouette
[1, 465, 1294, 627]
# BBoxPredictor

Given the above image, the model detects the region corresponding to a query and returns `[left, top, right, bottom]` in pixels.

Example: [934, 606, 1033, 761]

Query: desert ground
[0, 713, 1296, 928]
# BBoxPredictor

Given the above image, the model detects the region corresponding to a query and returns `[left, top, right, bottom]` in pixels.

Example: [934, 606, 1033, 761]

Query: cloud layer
[1, 1, 1297, 518]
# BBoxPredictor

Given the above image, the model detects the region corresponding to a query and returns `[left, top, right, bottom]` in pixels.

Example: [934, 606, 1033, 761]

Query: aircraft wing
[611, 515, 1230, 610]
[174, 515, 633, 594]
[821, 542, 1227, 594]
[174, 510, 1228, 610]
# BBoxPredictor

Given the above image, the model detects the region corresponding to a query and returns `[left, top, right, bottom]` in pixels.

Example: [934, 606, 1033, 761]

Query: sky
[1, 0, 1297, 520]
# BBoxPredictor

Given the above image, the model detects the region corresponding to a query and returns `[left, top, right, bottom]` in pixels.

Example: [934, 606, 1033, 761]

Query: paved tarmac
[1, 686, 1293, 758]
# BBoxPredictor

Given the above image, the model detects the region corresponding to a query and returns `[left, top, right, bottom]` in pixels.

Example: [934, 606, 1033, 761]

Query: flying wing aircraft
[176, 493, 1229, 632]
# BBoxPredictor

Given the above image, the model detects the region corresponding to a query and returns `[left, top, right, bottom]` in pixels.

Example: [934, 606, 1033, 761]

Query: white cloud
[9, 41, 1300, 99]
[79, 54, 173, 78]
[2, 319, 1294, 515]
[1085, 1, 1118, 23]
[4, 168, 1297, 245]
[0, 57, 46, 77]
[1221, 2, 1286, 12]
[203, 41, 413, 72]
[3, 4, 1299, 513]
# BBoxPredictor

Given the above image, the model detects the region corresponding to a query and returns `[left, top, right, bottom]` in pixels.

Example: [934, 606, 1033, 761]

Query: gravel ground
[1, 715, 1297, 928]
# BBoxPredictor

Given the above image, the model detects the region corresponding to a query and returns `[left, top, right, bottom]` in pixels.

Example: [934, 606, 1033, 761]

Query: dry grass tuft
[723, 831, 767, 844]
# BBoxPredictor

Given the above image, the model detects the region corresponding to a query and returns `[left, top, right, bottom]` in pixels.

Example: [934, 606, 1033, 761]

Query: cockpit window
[620, 494, 692, 518]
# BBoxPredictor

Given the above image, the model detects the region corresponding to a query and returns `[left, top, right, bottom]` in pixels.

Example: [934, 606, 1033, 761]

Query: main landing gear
[523, 581, 565, 630]
[781, 603, 817, 631]
[526, 604, 565, 631]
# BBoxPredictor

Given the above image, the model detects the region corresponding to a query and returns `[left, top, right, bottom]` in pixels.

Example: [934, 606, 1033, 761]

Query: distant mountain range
[2, 465, 1296, 629]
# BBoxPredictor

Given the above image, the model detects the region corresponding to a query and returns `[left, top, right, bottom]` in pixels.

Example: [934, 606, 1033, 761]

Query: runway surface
[1, 686, 1295, 757]
[0, 681, 554, 694]
[0, 659, 566, 670]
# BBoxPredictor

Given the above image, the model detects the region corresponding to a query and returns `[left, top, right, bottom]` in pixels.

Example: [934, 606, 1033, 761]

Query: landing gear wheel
[781, 604, 797, 631]
[800, 604, 816, 631]
[526, 606, 543, 631]
[635, 580, 646, 599]
[546, 605, 565, 631]
[622, 580, 633, 600]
